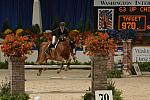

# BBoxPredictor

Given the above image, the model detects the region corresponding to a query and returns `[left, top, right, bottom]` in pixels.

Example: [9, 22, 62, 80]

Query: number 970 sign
[95, 90, 113, 100]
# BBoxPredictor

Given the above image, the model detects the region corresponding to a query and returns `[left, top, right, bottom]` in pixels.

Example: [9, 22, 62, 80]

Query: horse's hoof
[57, 69, 60, 74]
[67, 67, 71, 70]
[37, 73, 40, 76]
[64, 67, 67, 71]
[88, 74, 91, 78]
[37, 72, 41, 76]
[43, 68, 47, 71]
[35, 62, 39, 65]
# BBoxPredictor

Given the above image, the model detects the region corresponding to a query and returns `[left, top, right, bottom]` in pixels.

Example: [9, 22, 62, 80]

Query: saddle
[55, 35, 67, 48]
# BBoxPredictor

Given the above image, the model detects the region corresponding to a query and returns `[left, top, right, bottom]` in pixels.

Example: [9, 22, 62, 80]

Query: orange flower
[1, 33, 33, 57]
[83, 31, 116, 56]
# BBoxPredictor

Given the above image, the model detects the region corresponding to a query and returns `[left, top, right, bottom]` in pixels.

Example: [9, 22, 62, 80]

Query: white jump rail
[25, 65, 91, 69]
[26, 90, 91, 94]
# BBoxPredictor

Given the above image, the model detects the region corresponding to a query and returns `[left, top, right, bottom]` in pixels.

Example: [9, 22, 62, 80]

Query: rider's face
[60, 25, 64, 29]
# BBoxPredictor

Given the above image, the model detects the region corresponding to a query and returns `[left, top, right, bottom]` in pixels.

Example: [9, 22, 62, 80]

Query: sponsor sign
[132, 46, 150, 62]
[94, 0, 150, 6]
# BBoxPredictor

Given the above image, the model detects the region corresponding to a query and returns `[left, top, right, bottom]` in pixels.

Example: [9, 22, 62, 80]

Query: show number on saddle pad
[95, 90, 113, 100]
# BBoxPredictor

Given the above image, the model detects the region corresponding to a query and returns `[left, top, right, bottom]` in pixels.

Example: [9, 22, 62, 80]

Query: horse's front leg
[65, 57, 71, 71]
[57, 61, 64, 73]
[37, 69, 43, 76]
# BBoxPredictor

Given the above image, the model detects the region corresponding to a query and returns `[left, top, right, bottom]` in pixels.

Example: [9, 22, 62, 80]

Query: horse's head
[68, 30, 80, 44]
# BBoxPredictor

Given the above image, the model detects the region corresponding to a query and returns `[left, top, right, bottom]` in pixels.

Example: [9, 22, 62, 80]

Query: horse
[36, 36, 75, 75]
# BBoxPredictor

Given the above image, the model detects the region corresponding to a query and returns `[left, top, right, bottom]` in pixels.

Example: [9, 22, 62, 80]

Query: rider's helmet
[59, 22, 65, 27]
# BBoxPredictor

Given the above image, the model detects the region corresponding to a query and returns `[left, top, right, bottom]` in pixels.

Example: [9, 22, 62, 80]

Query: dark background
[0, 0, 94, 32]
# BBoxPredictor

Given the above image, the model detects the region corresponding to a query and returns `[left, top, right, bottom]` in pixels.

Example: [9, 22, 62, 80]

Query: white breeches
[52, 36, 56, 45]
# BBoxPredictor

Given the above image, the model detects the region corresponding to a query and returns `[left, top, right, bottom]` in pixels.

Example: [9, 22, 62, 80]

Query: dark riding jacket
[52, 27, 69, 38]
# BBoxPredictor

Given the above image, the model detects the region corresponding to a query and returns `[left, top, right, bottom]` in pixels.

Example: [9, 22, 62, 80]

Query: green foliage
[107, 69, 122, 78]
[16, 19, 23, 30]
[35, 37, 45, 46]
[85, 18, 91, 32]
[24, 61, 91, 65]
[0, 80, 10, 95]
[2, 20, 11, 32]
[46, 61, 59, 65]
[83, 87, 93, 100]
[71, 60, 82, 65]
[76, 20, 83, 32]
[52, 17, 59, 29]
[83, 81, 122, 100]
[1, 20, 11, 38]
[70, 60, 91, 65]
[25, 61, 35, 65]
[83, 92, 93, 100]
[31, 24, 41, 34]
[108, 81, 123, 100]
[0, 61, 8, 69]
[0, 81, 30, 100]
[65, 22, 69, 27]
[138, 62, 150, 72]
[82, 61, 91, 65]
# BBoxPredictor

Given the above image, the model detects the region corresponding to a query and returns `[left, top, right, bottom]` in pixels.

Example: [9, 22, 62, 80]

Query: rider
[50, 22, 69, 49]
[46, 22, 76, 60]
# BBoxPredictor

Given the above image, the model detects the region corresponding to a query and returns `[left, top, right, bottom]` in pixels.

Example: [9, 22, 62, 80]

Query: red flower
[83, 32, 117, 56]
[1, 33, 34, 57]
[23, 36, 28, 41]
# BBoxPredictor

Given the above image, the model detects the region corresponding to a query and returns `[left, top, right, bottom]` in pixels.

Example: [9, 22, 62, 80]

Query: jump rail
[25, 65, 91, 69]
[26, 90, 91, 94]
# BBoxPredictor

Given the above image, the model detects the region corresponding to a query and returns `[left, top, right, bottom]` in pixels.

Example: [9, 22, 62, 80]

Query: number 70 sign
[95, 90, 113, 100]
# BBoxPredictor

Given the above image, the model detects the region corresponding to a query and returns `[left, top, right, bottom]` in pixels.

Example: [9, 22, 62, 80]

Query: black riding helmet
[59, 22, 65, 26]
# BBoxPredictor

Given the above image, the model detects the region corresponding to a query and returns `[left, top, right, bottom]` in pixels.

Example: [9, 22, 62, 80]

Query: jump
[36, 22, 78, 75]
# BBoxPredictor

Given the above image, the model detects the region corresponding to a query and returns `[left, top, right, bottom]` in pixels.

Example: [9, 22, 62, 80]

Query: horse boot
[45, 46, 50, 56]
[45, 44, 55, 59]
[45, 44, 52, 57]
[51, 44, 55, 50]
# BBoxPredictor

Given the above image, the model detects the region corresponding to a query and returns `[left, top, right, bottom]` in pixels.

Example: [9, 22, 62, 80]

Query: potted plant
[1, 29, 34, 94]
[83, 31, 116, 56]
[83, 31, 117, 99]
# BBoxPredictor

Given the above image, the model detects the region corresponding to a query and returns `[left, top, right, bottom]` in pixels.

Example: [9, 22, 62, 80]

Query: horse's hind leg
[37, 60, 48, 76]
[43, 60, 48, 71]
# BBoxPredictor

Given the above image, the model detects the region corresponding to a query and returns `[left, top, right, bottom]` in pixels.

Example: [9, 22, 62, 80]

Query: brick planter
[8, 56, 27, 95]
[91, 53, 108, 99]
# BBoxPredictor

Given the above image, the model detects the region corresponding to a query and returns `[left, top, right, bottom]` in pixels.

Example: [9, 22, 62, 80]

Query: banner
[94, 0, 150, 6]
[132, 46, 150, 62]
[32, 0, 42, 31]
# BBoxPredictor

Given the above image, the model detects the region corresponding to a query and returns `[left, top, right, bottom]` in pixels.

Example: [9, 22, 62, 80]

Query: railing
[25, 65, 91, 69]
